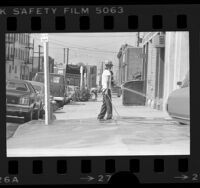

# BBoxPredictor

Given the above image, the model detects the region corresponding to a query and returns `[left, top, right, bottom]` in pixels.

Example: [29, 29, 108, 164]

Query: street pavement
[7, 94, 190, 157]
[6, 117, 24, 139]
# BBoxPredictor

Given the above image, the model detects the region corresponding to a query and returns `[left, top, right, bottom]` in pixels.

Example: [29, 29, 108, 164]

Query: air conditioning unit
[153, 34, 165, 48]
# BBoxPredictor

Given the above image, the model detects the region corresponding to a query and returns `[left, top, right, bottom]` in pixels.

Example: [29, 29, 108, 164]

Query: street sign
[80, 66, 83, 73]
[41, 34, 48, 43]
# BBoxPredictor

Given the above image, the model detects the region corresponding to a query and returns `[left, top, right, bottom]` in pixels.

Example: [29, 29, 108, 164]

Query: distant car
[33, 72, 66, 109]
[66, 85, 76, 101]
[79, 88, 90, 102]
[90, 87, 98, 100]
[166, 71, 190, 125]
[27, 81, 57, 117]
[6, 79, 40, 122]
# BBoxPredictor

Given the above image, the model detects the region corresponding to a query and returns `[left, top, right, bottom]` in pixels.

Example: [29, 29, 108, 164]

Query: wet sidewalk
[7, 97, 190, 157]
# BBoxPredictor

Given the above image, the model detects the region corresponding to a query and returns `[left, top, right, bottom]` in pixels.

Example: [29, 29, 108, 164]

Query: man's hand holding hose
[104, 88, 108, 96]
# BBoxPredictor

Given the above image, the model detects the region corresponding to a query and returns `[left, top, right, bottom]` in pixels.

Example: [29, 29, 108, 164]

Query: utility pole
[63, 48, 69, 66]
[80, 66, 83, 90]
[25, 34, 34, 80]
[41, 34, 51, 125]
[34, 46, 43, 77]
[63, 48, 66, 65]
[66, 48, 69, 67]
[38, 45, 42, 72]
[137, 32, 140, 47]
[31, 39, 35, 79]
[12, 34, 16, 69]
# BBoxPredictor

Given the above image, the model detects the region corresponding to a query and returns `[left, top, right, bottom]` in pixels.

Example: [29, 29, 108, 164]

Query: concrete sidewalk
[7, 97, 190, 157]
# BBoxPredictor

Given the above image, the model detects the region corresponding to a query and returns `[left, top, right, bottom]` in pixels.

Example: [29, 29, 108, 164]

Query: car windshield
[6, 81, 29, 92]
[34, 74, 62, 84]
[32, 85, 43, 93]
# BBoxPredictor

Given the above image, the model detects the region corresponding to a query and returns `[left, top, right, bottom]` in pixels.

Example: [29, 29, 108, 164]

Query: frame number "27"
[98, 175, 112, 182]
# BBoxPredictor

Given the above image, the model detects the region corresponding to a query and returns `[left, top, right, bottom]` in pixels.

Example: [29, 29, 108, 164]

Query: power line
[48, 37, 119, 52]
[48, 46, 115, 57]
[31, 34, 120, 63]
[49, 40, 118, 54]
[32, 34, 119, 53]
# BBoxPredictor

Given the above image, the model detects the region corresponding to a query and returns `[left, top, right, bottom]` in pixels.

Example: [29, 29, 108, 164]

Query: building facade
[30, 56, 54, 79]
[117, 44, 143, 85]
[6, 33, 33, 80]
[141, 32, 189, 111]
[162, 32, 189, 111]
[38, 56, 54, 73]
[142, 32, 165, 109]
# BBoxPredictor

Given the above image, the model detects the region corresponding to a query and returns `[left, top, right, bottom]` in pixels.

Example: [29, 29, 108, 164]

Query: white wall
[163, 32, 189, 111]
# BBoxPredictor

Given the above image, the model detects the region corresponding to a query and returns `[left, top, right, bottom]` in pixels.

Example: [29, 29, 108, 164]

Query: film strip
[0, 4, 199, 185]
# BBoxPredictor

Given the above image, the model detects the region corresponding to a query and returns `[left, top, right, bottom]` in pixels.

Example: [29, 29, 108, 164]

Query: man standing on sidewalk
[97, 60, 113, 121]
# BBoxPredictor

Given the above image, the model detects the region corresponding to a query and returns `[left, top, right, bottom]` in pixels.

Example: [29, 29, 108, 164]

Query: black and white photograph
[6, 32, 190, 157]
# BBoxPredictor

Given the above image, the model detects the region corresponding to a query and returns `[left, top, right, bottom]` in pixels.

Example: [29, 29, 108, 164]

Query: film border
[0, 4, 199, 185]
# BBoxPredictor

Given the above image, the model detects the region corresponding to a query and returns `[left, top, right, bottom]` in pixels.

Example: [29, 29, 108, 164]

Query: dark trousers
[98, 89, 112, 119]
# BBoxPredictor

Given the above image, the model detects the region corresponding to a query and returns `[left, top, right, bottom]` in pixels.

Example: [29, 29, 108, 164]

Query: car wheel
[33, 109, 40, 120]
[39, 109, 44, 119]
[24, 110, 33, 122]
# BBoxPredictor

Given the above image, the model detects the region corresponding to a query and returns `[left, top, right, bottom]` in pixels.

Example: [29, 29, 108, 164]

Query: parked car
[27, 81, 57, 117]
[66, 85, 76, 101]
[166, 71, 190, 125]
[79, 88, 91, 102]
[6, 79, 41, 122]
[90, 87, 98, 100]
[33, 72, 66, 109]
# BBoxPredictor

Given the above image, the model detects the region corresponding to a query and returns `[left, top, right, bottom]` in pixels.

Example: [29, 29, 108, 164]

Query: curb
[12, 115, 56, 138]
[12, 120, 39, 138]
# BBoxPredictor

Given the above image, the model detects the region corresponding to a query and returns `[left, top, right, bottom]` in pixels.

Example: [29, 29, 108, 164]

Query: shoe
[106, 117, 112, 120]
[97, 117, 105, 121]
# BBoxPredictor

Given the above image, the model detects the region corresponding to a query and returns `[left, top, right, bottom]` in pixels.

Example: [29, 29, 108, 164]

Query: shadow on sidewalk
[66, 102, 86, 106]
[113, 116, 178, 125]
[7, 117, 24, 123]
[54, 111, 66, 113]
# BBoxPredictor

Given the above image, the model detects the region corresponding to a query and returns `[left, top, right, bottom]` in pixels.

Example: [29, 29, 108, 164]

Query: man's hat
[104, 60, 113, 67]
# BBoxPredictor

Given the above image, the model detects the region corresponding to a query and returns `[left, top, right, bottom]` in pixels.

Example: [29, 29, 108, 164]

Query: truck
[33, 72, 67, 108]
[65, 64, 81, 87]
[65, 64, 90, 101]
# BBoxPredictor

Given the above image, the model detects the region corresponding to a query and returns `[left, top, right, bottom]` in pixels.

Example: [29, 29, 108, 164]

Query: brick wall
[127, 48, 143, 81]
